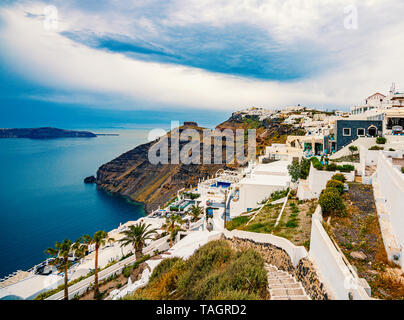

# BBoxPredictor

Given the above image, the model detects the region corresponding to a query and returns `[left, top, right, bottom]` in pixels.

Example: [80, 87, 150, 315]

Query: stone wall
[222, 235, 328, 300]
[223, 235, 294, 272]
[295, 258, 328, 300]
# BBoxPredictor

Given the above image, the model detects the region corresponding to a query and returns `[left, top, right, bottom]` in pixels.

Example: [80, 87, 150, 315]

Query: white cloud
[0, 1, 404, 111]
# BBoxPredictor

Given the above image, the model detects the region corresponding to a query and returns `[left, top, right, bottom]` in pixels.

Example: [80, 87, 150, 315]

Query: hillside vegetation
[124, 240, 268, 300]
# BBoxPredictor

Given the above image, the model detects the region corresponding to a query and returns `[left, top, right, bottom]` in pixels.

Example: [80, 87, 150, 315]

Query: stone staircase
[265, 264, 310, 300]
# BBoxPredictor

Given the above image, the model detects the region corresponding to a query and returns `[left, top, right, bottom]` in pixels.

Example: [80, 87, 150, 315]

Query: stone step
[265, 263, 310, 300]
[267, 271, 289, 277]
[268, 278, 296, 286]
[267, 272, 292, 278]
[270, 288, 306, 297]
[268, 282, 302, 289]
[264, 264, 277, 269]
[271, 295, 310, 300]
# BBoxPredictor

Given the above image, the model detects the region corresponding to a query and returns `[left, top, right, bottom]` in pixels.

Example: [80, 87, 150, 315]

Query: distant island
[0, 127, 97, 139]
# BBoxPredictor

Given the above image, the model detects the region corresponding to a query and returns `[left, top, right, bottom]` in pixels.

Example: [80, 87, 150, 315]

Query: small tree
[300, 157, 311, 179]
[287, 160, 301, 182]
[348, 145, 358, 160]
[376, 136, 387, 144]
[331, 173, 346, 183]
[326, 180, 345, 194]
[288, 158, 311, 182]
[319, 188, 346, 217]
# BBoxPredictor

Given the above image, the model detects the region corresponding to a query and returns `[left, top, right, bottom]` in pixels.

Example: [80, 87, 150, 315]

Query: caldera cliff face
[96, 125, 232, 213]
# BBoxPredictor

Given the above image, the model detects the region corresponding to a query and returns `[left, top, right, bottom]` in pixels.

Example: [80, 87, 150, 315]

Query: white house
[229, 161, 291, 218]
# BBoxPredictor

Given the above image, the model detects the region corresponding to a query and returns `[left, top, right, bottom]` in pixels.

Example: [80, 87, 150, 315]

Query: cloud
[0, 0, 403, 112]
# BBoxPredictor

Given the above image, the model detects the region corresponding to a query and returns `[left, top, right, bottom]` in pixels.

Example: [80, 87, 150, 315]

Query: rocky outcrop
[0, 127, 96, 139]
[84, 176, 96, 184]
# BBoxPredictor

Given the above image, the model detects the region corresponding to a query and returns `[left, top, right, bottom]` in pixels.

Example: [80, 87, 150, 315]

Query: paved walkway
[265, 264, 310, 300]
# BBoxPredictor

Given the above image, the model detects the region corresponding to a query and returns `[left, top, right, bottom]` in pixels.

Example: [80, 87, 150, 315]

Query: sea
[0, 129, 150, 278]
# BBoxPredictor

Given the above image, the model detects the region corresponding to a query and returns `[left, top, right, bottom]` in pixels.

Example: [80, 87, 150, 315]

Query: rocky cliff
[96, 124, 234, 213]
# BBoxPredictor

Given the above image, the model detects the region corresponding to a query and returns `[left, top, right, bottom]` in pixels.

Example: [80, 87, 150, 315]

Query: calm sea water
[0, 129, 149, 278]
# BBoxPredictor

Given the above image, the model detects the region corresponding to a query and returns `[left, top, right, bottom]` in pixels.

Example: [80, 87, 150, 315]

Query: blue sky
[0, 0, 404, 127]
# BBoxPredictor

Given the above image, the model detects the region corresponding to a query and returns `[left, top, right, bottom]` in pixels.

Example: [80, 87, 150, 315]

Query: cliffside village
[2, 84, 404, 300]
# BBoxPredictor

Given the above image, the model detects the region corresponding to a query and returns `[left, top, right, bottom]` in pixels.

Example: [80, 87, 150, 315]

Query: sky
[0, 0, 404, 127]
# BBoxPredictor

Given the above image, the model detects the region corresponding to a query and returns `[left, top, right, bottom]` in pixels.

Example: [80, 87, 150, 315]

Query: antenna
[390, 82, 396, 93]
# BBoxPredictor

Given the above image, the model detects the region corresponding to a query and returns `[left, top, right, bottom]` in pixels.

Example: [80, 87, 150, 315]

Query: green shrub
[122, 266, 131, 278]
[286, 220, 298, 228]
[326, 180, 345, 194]
[337, 164, 355, 172]
[183, 192, 200, 200]
[288, 158, 312, 181]
[376, 136, 387, 144]
[289, 202, 299, 214]
[326, 163, 338, 171]
[331, 173, 346, 183]
[369, 145, 384, 150]
[401, 167, 404, 174]
[122, 254, 151, 278]
[310, 157, 323, 170]
[319, 188, 346, 217]
[389, 148, 395, 151]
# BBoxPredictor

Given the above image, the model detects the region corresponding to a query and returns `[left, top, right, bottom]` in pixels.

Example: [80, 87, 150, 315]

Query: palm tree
[91, 230, 114, 298]
[163, 214, 184, 248]
[188, 204, 203, 222]
[72, 234, 92, 264]
[45, 239, 73, 300]
[118, 222, 158, 260]
[76, 231, 114, 298]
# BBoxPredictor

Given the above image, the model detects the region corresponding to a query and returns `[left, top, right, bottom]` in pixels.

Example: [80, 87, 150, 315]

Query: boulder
[350, 251, 367, 260]
[84, 175, 96, 184]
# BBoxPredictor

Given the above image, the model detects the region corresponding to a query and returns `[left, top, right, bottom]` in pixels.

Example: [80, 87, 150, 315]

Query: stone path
[265, 264, 310, 300]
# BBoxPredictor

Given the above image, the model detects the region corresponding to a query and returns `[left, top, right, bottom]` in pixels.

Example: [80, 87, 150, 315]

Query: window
[357, 128, 365, 136]
[343, 128, 351, 136]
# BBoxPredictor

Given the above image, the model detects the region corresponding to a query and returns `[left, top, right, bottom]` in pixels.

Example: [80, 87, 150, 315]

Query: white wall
[298, 163, 355, 200]
[242, 183, 284, 212]
[375, 153, 404, 270]
[309, 207, 371, 300]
